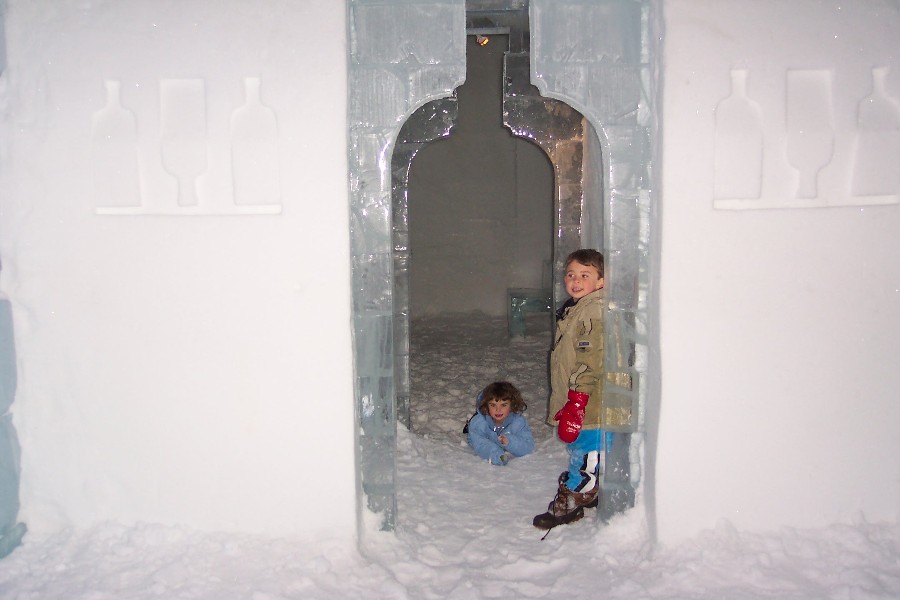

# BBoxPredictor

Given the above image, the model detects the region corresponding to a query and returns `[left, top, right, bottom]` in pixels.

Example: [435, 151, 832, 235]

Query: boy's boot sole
[532, 506, 585, 530]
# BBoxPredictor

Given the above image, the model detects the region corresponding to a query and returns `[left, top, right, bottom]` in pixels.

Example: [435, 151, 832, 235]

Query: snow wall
[0, 0, 897, 546]
[0, 1, 355, 536]
[655, 0, 900, 541]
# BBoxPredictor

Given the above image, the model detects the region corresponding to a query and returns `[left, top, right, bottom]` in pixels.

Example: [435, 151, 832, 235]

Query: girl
[466, 381, 534, 465]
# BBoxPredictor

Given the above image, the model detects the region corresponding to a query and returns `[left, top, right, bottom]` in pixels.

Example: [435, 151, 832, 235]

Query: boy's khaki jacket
[548, 288, 606, 429]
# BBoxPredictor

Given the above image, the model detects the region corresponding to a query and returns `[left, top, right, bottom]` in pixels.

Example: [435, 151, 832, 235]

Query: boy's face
[487, 398, 511, 424]
[564, 259, 604, 300]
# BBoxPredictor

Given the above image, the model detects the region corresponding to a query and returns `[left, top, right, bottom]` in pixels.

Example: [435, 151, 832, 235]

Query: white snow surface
[1, 314, 897, 599]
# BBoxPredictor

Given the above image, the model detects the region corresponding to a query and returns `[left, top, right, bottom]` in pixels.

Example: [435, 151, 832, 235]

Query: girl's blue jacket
[466, 411, 535, 465]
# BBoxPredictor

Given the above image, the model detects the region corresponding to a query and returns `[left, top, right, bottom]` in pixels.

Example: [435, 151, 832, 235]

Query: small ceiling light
[475, 34, 489, 46]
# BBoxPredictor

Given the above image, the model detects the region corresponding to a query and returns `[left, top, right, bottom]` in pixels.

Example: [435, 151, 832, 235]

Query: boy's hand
[555, 389, 589, 443]
[498, 434, 509, 446]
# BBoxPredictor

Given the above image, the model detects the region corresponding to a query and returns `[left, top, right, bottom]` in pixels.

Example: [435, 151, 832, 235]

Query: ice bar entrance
[348, 0, 655, 531]
[400, 33, 554, 328]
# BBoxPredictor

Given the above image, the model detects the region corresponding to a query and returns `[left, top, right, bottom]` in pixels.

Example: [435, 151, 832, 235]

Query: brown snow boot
[578, 481, 600, 509]
[532, 475, 600, 530]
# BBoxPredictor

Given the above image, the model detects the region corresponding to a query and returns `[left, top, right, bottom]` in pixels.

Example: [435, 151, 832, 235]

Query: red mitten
[554, 389, 589, 443]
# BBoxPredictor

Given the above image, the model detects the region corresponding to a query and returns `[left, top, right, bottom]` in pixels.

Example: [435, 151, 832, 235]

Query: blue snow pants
[565, 428, 613, 493]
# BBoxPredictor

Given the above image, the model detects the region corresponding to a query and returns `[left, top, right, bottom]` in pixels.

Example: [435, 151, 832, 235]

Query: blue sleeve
[503, 414, 534, 458]
[466, 414, 505, 465]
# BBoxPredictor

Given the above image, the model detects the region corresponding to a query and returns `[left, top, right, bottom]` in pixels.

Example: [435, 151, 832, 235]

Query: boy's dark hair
[564, 249, 604, 278]
[478, 381, 527, 414]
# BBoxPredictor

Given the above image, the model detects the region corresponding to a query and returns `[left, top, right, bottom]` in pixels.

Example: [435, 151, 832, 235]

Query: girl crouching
[466, 381, 534, 465]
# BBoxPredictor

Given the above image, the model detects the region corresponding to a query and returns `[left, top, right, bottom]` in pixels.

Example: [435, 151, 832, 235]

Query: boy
[533, 249, 607, 529]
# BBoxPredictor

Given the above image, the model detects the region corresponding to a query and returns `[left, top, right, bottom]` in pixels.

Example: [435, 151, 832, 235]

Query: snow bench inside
[506, 287, 553, 338]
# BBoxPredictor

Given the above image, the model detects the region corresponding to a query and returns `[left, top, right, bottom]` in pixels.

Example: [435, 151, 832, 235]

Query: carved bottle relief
[714, 69, 764, 200]
[91, 80, 140, 208]
[160, 79, 208, 207]
[786, 70, 835, 199]
[230, 77, 280, 205]
[851, 67, 900, 198]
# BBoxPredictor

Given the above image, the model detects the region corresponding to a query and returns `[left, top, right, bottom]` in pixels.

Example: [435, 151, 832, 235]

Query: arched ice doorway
[348, 0, 656, 534]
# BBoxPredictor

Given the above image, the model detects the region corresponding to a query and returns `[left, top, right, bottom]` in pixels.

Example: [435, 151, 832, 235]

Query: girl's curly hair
[478, 381, 527, 414]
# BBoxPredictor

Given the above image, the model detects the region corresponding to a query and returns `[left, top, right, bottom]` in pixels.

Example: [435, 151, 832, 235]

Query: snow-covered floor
[1, 313, 897, 599]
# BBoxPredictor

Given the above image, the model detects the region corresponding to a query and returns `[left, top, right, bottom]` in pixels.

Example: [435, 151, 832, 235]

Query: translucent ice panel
[0, 300, 24, 558]
[348, 0, 466, 531]
[0, 300, 15, 416]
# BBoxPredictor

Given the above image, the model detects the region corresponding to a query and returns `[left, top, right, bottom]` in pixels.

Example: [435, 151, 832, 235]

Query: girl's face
[564, 259, 604, 300]
[487, 398, 511, 425]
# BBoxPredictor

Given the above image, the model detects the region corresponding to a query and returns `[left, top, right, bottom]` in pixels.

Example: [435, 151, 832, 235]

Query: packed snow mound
[1, 314, 897, 599]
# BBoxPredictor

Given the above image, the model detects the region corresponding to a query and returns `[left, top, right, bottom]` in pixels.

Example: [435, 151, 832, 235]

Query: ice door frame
[348, 0, 658, 534]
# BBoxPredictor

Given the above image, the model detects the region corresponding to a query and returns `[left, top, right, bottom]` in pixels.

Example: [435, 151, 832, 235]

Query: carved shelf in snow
[851, 67, 900, 198]
[91, 80, 141, 209]
[160, 79, 207, 207]
[786, 69, 835, 200]
[714, 70, 763, 200]
[713, 67, 899, 210]
[92, 78, 283, 216]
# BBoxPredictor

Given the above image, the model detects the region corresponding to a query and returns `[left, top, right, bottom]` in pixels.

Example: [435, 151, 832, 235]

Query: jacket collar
[557, 288, 605, 320]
